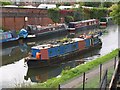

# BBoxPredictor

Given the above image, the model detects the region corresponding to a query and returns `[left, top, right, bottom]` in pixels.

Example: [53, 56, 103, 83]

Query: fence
[58, 56, 118, 90]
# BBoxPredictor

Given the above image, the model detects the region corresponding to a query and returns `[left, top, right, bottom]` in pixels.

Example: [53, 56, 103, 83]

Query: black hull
[24, 24, 99, 41]
[27, 43, 102, 68]
[22, 28, 68, 42]
[1, 39, 19, 49]
[75, 24, 99, 32]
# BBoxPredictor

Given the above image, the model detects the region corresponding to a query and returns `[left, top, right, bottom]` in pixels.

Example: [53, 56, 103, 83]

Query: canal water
[0, 25, 118, 88]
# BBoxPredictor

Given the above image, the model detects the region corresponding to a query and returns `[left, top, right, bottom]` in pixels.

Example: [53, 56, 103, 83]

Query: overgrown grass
[30, 49, 118, 88]
[77, 67, 115, 88]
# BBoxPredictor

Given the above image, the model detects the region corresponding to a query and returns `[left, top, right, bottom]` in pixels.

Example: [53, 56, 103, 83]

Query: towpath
[60, 57, 118, 88]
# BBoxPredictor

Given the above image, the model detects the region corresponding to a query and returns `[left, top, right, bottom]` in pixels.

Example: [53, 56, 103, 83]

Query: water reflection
[25, 60, 79, 83]
[1, 40, 29, 66]
[24, 49, 101, 83]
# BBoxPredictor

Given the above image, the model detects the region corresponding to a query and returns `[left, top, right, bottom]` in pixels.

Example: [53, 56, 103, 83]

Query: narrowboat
[68, 19, 99, 33]
[25, 35, 102, 68]
[18, 24, 67, 39]
[99, 17, 113, 28]
[0, 30, 19, 46]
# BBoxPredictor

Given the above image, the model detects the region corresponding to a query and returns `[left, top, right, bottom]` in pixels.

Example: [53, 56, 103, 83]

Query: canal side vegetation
[77, 66, 115, 88]
[47, 2, 112, 25]
[30, 49, 118, 88]
[110, 1, 120, 25]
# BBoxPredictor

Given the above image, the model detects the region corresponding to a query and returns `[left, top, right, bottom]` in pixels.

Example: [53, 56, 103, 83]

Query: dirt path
[61, 57, 118, 88]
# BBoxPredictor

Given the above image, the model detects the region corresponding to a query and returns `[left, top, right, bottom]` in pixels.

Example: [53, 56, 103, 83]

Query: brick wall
[1, 7, 54, 31]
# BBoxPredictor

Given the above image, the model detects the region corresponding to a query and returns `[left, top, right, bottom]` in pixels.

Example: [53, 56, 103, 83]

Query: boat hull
[26, 42, 102, 68]
[1, 38, 19, 48]
[76, 24, 98, 32]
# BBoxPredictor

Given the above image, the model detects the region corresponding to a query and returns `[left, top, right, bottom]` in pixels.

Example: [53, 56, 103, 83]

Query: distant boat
[0, 30, 19, 45]
[18, 24, 67, 39]
[99, 17, 113, 28]
[67, 19, 99, 33]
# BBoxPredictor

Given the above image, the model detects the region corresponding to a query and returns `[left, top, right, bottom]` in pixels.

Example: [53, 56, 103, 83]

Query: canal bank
[27, 49, 118, 88]
[0, 25, 118, 88]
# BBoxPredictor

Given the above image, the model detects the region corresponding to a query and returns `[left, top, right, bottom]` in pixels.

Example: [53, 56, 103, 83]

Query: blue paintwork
[71, 42, 79, 51]
[48, 47, 58, 58]
[85, 39, 91, 48]
[59, 45, 65, 55]
[64, 43, 72, 53]
[0, 31, 19, 43]
[18, 29, 28, 38]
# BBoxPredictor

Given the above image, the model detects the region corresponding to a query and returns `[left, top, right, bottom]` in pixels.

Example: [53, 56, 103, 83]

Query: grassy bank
[77, 67, 114, 88]
[30, 49, 118, 88]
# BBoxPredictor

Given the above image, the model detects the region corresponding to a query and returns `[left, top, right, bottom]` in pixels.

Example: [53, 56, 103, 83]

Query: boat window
[5, 33, 12, 39]
[100, 18, 107, 22]
[68, 23, 75, 28]
[32, 26, 37, 31]
[53, 28, 55, 30]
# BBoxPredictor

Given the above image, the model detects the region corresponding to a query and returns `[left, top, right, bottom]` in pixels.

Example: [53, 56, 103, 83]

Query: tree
[110, 2, 120, 25]
[73, 6, 83, 21]
[48, 8, 60, 24]
[103, 2, 113, 8]
[89, 8, 108, 19]
[84, 2, 101, 7]
[64, 16, 74, 24]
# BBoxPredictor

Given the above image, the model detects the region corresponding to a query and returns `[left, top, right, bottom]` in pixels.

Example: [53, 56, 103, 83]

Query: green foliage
[56, 3, 61, 8]
[84, 2, 101, 7]
[0, 1, 12, 5]
[48, 8, 60, 23]
[103, 2, 113, 8]
[89, 8, 108, 19]
[110, 2, 120, 25]
[73, 7, 83, 21]
[78, 2, 85, 6]
[63, 2, 70, 6]
[31, 49, 118, 88]
[64, 16, 74, 24]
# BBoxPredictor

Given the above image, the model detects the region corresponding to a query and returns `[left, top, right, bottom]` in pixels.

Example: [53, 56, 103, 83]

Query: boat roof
[31, 37, 85, 50]
[69, 19, 97, 24]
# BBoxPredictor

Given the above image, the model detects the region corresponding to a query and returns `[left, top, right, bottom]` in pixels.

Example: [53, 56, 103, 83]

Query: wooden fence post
[106, 69, 108, 89]
[114, 57, 116, 69]
[83, 72, 85, 90]
[58, 84, 60, 90]
[100, 64, 102, 83]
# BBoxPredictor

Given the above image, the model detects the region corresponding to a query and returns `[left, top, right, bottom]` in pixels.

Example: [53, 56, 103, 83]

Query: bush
[0, 1, 12, 5]
[64, 16, 74, 24]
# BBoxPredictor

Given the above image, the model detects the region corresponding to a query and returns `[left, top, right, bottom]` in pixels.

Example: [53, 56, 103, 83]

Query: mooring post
[100, 64, 102, 83]
[83, 72, 85, 90]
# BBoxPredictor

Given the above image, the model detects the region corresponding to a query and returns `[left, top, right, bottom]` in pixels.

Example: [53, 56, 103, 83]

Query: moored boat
[0, 30, 19, 46]
[18, 24, 67, 39]
[25, 34, 102, 68]
[99, 17, 113, 28]
[67, 19, 99, 33]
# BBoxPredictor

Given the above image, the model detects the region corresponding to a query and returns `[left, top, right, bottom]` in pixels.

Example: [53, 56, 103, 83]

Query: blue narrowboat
[0, 30, 19, 45]
[25, 35, 102, 68]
